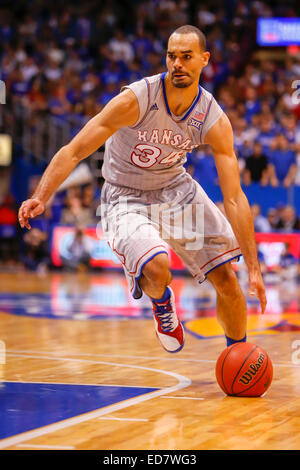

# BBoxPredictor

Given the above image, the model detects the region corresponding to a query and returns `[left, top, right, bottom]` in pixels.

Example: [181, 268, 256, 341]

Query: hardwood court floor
[0, 271, 299, 450]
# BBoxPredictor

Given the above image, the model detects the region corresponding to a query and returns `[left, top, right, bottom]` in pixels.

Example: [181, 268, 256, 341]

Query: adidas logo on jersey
[150, 103, 159, 111]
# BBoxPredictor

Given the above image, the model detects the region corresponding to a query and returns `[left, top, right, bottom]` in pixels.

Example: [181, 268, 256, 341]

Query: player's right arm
[205, 112, 267, 314]
[18, 89, 139, 229]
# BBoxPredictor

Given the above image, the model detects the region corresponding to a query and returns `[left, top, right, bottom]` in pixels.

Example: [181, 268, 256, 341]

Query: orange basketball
[215, 342, 273, 397]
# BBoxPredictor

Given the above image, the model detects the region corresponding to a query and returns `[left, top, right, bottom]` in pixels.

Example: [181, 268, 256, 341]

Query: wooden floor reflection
[0, 271, 299, 450]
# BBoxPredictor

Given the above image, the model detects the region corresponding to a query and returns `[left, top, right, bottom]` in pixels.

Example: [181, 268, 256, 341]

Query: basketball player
[18, 25, 267, 353]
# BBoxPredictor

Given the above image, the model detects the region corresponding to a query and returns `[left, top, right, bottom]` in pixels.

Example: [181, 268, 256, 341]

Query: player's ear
[201, 51, 210, 67]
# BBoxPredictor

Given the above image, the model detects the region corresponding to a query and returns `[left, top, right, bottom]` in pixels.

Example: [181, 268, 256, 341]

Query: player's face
[166, 33, 210, 88]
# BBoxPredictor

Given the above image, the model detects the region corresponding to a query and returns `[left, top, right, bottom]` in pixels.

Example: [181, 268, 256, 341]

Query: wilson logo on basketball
[238, 353, 265, 385]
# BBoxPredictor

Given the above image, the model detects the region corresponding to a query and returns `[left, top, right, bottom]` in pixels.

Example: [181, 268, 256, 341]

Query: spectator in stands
[256, 118, 277, 156]
[81, 183, 99, 219]
[271, 241, 298, 279]
[251, 204, 271, 233]
[276, 205, 300, 231]
[98, 82, 118, 106]
[132, 30, 155, 62]
[244, 86, 261, 123]
[266, 208, 280, 231]
[9, 66, 31, 102]
[256, 242, 267, 275]
[233, 118, 248, 159]
[61, 195, 94, 226]
[26, 77, 47, 113]
[21, 228, 49, 273]
[82, 184, 95, 208]
[217, 87, 236, 114]
[280, 114, 300, 146]
[242, 113, 260, 143]
[100, 60, 122, 87]
[108, 30, 134, 64]
[66, 76, 85, 107]
[81, 72, 101, 97]
[243, 143, 269, 186]
[49, 85, 71, 119]
[279, 242, 297, 269]
[20, 56, 39, 83]
[268, 134, 297, 187]
[60, 225, 92, 272]
[44, 57, 63, 82]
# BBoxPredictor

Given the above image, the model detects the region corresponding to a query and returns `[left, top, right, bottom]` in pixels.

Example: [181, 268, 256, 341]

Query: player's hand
[18, 198, 45, 230]
[248, 267, 267, 314]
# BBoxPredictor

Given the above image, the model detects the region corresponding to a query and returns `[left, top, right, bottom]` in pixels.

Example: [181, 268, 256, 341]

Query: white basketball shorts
[100, 173, 241, 299]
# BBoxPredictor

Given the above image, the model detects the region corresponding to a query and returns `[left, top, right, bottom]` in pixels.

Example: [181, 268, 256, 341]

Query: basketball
[215, 342, 273, 397]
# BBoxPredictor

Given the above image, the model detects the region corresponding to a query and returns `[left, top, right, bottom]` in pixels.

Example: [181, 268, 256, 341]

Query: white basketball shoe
[151, 287, 185, 353]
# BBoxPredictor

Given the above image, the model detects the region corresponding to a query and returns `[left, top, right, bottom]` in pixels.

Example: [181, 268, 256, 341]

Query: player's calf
[139, 253, 172, 298]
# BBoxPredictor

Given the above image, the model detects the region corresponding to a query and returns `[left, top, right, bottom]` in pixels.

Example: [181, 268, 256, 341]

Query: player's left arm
[204, 112, 267, 314]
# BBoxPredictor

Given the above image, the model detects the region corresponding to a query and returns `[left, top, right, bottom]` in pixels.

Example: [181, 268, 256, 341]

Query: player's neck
[164, 73, 199, 116]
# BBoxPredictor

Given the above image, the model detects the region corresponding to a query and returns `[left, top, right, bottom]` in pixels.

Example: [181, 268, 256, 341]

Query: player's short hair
[171, 25, 207, 51]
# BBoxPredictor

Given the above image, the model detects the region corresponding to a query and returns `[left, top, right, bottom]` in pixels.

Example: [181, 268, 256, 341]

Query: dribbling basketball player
[18, 25, 267, 353]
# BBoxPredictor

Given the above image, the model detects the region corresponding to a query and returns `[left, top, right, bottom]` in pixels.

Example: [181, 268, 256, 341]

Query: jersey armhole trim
[200, 97, 224, 144]
[130, 78, 151, 129]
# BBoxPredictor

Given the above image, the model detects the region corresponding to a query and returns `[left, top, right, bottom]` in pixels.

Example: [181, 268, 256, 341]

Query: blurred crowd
[0, 0, 299, 183]
[0, 0, 300, 271]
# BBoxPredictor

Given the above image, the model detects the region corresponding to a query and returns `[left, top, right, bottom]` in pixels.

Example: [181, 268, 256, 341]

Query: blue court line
[0, 382, 159, 440]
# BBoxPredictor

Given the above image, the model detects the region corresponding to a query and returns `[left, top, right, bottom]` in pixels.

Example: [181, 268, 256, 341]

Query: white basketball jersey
[102, 73, 223, 190]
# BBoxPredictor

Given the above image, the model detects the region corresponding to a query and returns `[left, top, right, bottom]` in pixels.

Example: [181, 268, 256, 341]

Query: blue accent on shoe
[152, 304, 173, 332]
[151, 287, 171, 303]
[226, 334, 247, 347]
[152, 288, 175, 333]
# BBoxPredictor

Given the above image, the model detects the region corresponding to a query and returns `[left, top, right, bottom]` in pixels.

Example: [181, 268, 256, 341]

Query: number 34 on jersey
[130, 128, 199, 168]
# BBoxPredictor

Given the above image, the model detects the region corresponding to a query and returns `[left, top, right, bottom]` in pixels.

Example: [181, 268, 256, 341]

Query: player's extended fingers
[18, 208, 23, 226]
[19, 203, 32, 229]
[18, 205, 26, 228]
[250, 279, 266, 313]
[248, 277, 267, 314]
[21, 213, 31, 230]
[257, 284, 267, 314]
[22, 202, 33, 219]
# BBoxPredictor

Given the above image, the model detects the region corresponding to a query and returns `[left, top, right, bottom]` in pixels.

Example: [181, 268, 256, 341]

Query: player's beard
[171, 73, 193, 88]
[172, 81, 190, 88]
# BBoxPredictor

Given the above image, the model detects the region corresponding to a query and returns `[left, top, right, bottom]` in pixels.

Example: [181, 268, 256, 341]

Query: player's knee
[207, 263, 240, 298]
[142, 253, 171, 286]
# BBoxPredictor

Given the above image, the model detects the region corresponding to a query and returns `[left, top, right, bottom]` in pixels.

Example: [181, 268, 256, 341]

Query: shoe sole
[155, 329, 185, 354]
